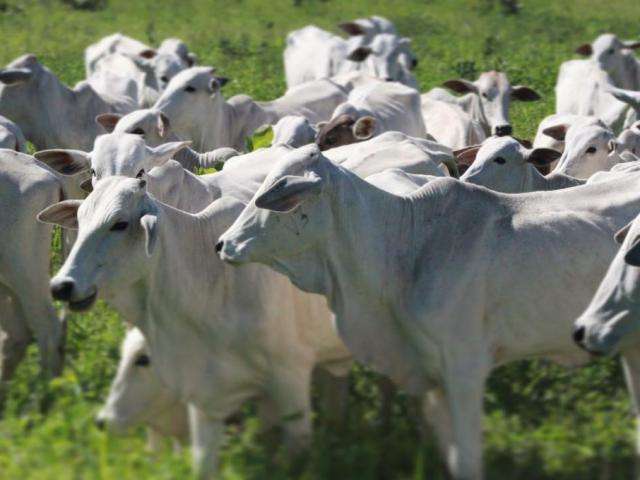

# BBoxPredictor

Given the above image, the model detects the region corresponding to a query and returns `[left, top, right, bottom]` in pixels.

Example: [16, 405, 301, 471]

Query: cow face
[443, 71, 540, 137]
[96, 328, 184, 435]
[574, 215, 640, 355]
[459, 136, 560, 193]
[554, 125, 617, 179]
[217, 144, 332, 291]
[40, 177, 159, 312]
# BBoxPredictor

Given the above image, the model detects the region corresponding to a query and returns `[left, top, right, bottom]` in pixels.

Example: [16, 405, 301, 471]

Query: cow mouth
[69, 289, 98, 312]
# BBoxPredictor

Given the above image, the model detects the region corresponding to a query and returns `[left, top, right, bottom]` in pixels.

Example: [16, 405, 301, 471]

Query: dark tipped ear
[0, 68, 32, 85]
[139, 49, 157, 59]
[186, 52, 198, 67]
[338, 21, 366, 36]
[624, 238, 640, 267]
[37, 200, 82, 229]
[215, 76, 230, 88]
[575, 43, 593, 56]
[442, 79, 478, 95]
[255, 174, 323, 212]
[34, 149, 91, 176]
[512, 86, 541, 102]
[347, 46, 372, 62]
[453, 145, 481, 164]
[526, 148, 562, 167]
[514, 137, 533, 149]
[80, 178, 93, 193]
[95, 113, 122, 133]
[623, 40, 640, 50]
[615, 221, 633, 244]
[542, 124, 569, 141]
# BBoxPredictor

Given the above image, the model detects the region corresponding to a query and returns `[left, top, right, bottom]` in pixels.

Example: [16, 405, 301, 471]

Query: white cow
[96, 327, 189, 449]
[365, 168, 433, 195]
[425, 71, 541, 137]
[421, 96, 486, 150]
[272, 115, 318, 147]
[336, 15, 397, 37]
[532, 113, 602, 153]
[458, 137, 581, 193]
[153, 67, 347, 151]
[217, 143, 640, 479]
[617, 121, 640, 156]
[0, 150, 66, 403]
[95, 109, 240, 171]
[315, 81, 426, 150]
[0, 115, 27, 152]
[606, 85, 640, 129]
[574, 212, 640, 362]
[573, 33, 640, 90]
[0, 54, 136, 150]
[40, 177, 352, 478]
[284, 25, 417, 89]
[86, 34, 196, 106]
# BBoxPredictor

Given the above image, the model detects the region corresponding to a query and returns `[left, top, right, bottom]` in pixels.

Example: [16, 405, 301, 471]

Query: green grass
[1, 0, 639, 478]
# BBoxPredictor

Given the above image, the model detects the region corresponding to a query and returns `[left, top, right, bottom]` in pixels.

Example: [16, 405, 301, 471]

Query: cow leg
[621, 348, 640, 479]
[441, 356, 489, 480]
[188, 404, 225, 480]
[422, 387, 454, 460]
[313, 367, 349, 429]
[0, 290, 32, 408]
[269, 367, 313, 456]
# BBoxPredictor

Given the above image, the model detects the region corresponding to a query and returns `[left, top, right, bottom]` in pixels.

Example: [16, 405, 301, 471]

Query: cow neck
[542, 172, 585, 191]
[459, 93, 490, 135]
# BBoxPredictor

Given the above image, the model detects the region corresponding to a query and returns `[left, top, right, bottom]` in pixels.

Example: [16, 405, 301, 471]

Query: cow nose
[572, 325, 586, 345]
[495, 125, 513, 136]
[51, 279, 75, 302]
[384, 77, 394, 82]
[215, 240, 224, 253]
[94, 418, 106, 430]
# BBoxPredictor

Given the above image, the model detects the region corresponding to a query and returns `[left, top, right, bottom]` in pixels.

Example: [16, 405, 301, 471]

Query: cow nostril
[94, 418, 106, 431]
[495, 125, 513, 136]
[215, 240, 224, 253]
[573, 325, 586, 345]
[51, 280, 74, 302]
[384, 77, 394, 82]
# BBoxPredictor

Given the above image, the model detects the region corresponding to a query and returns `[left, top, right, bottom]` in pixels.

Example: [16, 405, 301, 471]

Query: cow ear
[512, 86, 541, 102]
[95, 113, 122, 133]
[157, 113, 171, 138]
[338, 21, 366, 36]
[139, 49, 157, 59]
[624, 237, 640, 267]
[255, 174, 323, 212]
[352, 116, 376, 140]
[575, 43, 593, 56]
[186, 52, 198, 67]
[140, 214, 158, 257]
[0, 68, 32, 85]
[514, 137, 533, 149]
[37, 200, 82, 229]
[80, 178, 93, 193]
[542, 124, 569, 141]
[525, 148, 562, 167]
[615, 221, 633, 244]
[453, 145, 481, 164]
[148, 141, 191, 167]
[623, 40, 640, 50]
[347, 46, 372, 62]
[34, 149, 91, 176]
[215, 76, 229, 88]
[442, 79, 478, 95]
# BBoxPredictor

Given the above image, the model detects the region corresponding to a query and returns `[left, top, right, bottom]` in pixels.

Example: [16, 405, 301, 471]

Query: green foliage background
[0, 0, 638, 478]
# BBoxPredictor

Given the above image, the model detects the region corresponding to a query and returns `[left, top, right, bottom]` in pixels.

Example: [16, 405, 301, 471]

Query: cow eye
[160, 75, 169, 83]
[110, 221, 129, 231]
[134, 354, 150, 367]
[494, 157, 506, 165]
[136, 169, 145, 178]
[130, 128, 145, 136]
[586, 146, 597, 154]
[184, 86, 196, 93]
[607, 48, 615, 55]
[482, 92, 489, 99]
[90, 168, 96, 177]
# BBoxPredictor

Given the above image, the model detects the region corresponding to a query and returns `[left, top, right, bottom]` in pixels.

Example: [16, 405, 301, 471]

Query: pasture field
[0, 0, 639, 478]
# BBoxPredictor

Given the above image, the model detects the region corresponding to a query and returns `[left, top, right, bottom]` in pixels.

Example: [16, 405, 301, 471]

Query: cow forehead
[370, 34, 405, 55]
[476, 71, 509, 91]
[93, 133, 148, 168]
[593, 33, 619, 52]
[568, 126, 612, 146]
[477, 137, 522, 161]
[78, 177, 146, 223]
[165, 66, 213, 90]
[115, 110, 157, 131]
[6, 53, 39, 69]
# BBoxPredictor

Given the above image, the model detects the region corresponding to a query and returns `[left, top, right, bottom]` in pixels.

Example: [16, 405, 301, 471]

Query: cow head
[315, 113, 376, 150]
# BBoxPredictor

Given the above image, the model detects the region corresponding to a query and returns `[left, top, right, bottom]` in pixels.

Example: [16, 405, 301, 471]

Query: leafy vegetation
[0, 0, 638, 478]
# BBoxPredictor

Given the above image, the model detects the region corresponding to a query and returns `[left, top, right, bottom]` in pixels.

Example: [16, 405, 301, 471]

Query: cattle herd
[2, 13, 640, 479]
